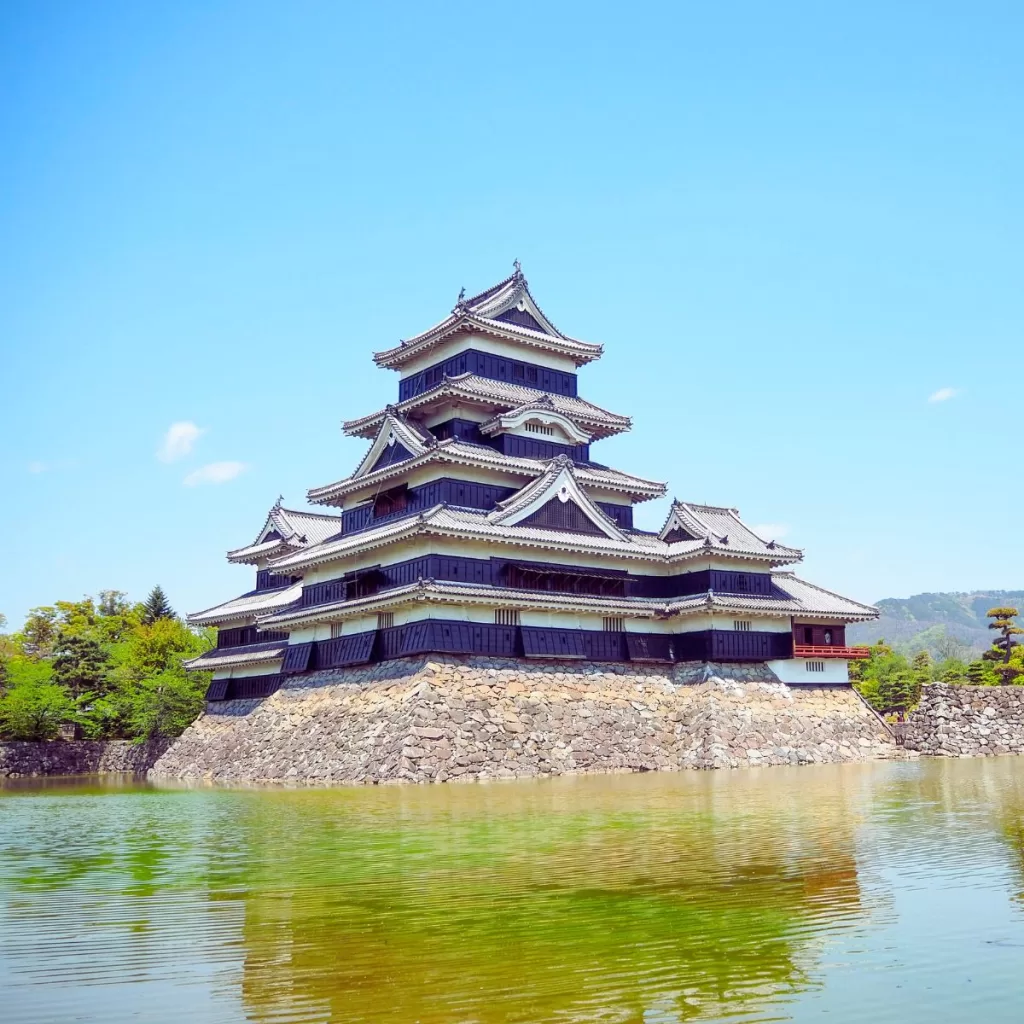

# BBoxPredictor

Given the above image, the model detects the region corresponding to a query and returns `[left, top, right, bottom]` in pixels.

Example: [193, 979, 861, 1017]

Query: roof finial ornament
[453, 286, 468, 315]
[274, 494, 284, 509]
[513, 258, 522, 277]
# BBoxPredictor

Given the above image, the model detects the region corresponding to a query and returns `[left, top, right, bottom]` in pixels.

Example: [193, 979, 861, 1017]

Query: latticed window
[603, 617, 624, 633]
[525, 422, 555, 436]
[330, 622, 344, 639]
[494, 609, 520, 626]
[377, 612, 394, 630]
[733, 620, 752, 632]
[805, 661, 825, 673]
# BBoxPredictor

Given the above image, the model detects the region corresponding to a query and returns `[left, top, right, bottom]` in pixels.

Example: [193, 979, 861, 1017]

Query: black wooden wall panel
[398, 349, 577, 401]
[582, 631, 628, 661]
[317, 630, 377, 668]
[205, 679, 229, 701]
[595, 502, 634, 530]
[521, 627, 588, 659]
[519, 498, 605, 535]
[281, 643, 314, 674]
[341, 477, 518, 536]
[219, 626, 288, 648]
[625, 634, 674, 663]
[227, 674, 285, 700]
[498, 434, 590, 463]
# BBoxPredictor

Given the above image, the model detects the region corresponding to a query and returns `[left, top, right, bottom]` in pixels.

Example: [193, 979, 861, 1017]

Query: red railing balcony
[794, 644, 871, 660]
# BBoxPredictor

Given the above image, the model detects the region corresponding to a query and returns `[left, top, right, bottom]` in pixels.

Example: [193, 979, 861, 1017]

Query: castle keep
[186, 267, 875, 699]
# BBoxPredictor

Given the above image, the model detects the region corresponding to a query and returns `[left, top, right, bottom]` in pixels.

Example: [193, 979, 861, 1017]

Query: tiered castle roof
[188, 265, 875, 692]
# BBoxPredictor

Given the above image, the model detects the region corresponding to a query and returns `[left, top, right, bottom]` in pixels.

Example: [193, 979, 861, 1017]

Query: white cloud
[750, 523, 789, 541]
[183, 461, 247, 487]
[27, 461, 47, 474]
[158, 421, 205, 462]
[928, 387, 957, 403]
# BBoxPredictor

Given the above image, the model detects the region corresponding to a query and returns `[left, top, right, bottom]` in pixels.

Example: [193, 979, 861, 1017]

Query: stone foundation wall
[905, 684, 1024, 757]
[0, 739, 172, 778]
[150, 657, 895, 784]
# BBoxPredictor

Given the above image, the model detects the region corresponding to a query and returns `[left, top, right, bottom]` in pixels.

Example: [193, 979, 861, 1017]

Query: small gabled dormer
[489, 457, 626, 540]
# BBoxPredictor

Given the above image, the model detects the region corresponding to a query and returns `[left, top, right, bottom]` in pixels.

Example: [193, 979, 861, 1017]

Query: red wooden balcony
[794, 644, 871, 660]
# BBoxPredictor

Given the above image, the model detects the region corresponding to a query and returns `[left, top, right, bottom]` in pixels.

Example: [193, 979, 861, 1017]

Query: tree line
[0, 587, 213, 742]
[852, 606, 1023, 716]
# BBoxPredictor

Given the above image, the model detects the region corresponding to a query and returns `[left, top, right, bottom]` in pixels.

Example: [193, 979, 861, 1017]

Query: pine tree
[966, 660, 993, 686]
[52, 633, 106, 700]
[983, 607, 1023, 664]
[142, 586, 175, 625]
[911, 650, 932, 684]
[877, 671, 919, 715]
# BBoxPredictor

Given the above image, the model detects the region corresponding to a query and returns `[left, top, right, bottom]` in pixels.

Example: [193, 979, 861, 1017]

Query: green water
[2, 760, 1024, 1023]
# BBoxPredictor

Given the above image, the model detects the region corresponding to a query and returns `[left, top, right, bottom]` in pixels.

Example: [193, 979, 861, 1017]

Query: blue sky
[1, 1, 1021, 628]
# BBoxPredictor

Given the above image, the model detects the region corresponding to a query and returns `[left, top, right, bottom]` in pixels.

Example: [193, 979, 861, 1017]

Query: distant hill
[847, 590, 1024, 659]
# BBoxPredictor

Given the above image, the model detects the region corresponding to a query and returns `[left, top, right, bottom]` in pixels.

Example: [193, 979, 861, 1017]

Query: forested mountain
[848, 590, 1024, 658]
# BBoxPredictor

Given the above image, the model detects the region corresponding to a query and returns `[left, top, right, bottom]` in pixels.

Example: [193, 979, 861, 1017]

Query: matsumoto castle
[188, 267, 875, 699]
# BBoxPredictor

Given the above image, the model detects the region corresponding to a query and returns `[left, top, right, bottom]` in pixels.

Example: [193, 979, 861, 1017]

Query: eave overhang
[266, 504, 801, 575]
[183, 641, 288, 672]
[372, 270, 603, 370]
[307, 444, 667, 506]
[342, 374, 631, 440]
[187, 583, 303, 627]
[258, 578, 878, 631]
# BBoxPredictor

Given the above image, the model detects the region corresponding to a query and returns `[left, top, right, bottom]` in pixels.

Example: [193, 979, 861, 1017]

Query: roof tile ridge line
[466, 313, 600, 350]
[782, 573, 880, 612]
[343, 377, 631, 432]
[723, 508, 802, 554]
[277, 506, 341, 521]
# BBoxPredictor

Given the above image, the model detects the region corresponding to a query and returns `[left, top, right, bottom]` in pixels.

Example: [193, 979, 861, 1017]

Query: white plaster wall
[208, 659, 285, 680]
[397, 333, 580, 378]
[768, 658, 849, 685]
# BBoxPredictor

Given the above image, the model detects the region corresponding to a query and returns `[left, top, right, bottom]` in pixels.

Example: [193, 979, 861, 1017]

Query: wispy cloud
[928, 387, 958, 403]
[27, 461, 48, 474]
[158, 421, 205, 462]
[751, 523, 789, 541]
[183, 461, 247, 487]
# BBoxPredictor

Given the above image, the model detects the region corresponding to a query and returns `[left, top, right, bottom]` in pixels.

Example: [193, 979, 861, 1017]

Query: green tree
[984, 607, 1023, 665]
[52, 633, 107, 700]
[20, 606, 59, 658]
[141, 586, 175, 625]
[127, 669, 208, 740]
[911, 650, 932, 684]
[877, 670, 920, 716]
[0, 677, 76, 740]
[850, 640, 912, 712]
[966, 660, 996, 685]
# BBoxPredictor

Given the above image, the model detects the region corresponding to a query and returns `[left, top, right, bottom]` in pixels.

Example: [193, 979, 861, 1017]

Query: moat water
[2, 759, 1024, 1023]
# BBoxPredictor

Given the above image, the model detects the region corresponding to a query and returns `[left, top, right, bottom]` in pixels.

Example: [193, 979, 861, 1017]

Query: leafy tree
[127, 670, 208, 740]
[984, 607, 1023, 665]
[141, 586, 175, 625]
[52, 633, 107, 700]
[0, 677, 76, 740]
[850, 640, 914, 712]
[20, 606, 59, 658]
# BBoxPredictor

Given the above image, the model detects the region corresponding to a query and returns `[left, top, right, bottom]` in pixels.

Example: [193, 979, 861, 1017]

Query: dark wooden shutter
[205, 679, 229, 701]
[521, 627, 587, 659]
[626, 634, 674, 663]
[281, 643, 314, 674]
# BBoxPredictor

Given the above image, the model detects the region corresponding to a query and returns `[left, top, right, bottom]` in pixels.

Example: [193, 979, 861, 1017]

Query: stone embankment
[905, 684, 1024, 757]
[150, 657, 896, 785]
[0, 739, 171, 778]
